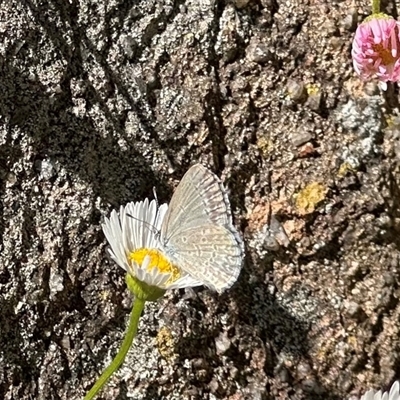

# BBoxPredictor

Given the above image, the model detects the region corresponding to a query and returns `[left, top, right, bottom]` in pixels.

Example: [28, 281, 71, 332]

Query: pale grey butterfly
[159, 164, 244, 293]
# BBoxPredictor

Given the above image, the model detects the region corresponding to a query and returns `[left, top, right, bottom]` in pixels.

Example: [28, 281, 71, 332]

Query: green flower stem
[372, 0, 380, 14]
[83, 297, 146, 400]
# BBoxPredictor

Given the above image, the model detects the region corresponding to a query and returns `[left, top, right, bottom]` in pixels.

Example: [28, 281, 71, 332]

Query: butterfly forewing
[161, 164, 233, 242]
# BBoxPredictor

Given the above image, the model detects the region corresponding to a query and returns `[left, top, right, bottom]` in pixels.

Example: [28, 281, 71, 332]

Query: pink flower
[352, 14, 400, 90]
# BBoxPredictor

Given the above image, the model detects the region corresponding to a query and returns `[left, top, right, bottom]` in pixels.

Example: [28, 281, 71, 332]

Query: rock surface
[1, 0, 400, 399]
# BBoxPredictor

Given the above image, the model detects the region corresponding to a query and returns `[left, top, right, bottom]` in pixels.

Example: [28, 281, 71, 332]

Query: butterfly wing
[160, 164, 244, 292]
[161, 164, 233, 242]
[168, 224, 243, 293]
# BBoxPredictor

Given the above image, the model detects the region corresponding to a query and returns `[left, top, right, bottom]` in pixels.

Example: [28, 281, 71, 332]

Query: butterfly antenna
[151, 187, 163, 241]
[127, 189, 162, 239]
[126, 213, 158, 236]
[153, 186, 159, 209]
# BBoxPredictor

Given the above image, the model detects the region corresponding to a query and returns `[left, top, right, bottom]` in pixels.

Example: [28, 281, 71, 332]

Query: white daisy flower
[102, 199, 203, 293]
[360, 381, 400, 400]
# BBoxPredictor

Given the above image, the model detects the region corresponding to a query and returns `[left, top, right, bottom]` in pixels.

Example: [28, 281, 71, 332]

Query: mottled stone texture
[1, 0, 400, 399]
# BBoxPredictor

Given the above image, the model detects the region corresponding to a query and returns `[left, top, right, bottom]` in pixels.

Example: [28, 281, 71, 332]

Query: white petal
[102, 212, 128, 269]
[361, 389, 379, 400]
[389, 381, 400, 400]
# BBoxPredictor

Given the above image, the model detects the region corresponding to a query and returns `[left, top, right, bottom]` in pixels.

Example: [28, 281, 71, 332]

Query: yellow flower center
[372, 42, 398, 66]
[128, 248, 181, 284]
